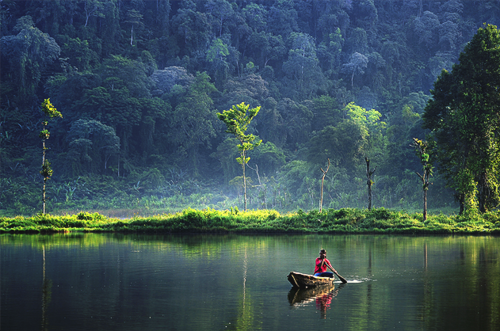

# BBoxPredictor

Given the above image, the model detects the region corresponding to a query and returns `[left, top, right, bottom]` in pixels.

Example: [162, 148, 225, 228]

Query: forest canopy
[2, 0, 500, 215]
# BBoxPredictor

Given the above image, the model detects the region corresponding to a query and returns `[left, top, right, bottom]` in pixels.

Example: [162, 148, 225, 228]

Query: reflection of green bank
[287, 271, 334, 288]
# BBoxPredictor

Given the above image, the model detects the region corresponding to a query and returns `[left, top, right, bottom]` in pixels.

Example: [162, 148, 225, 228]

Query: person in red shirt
[314, 249, 337, 277]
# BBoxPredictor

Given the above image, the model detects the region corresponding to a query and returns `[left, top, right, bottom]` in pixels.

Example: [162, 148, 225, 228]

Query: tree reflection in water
[41, 245, 52, 331]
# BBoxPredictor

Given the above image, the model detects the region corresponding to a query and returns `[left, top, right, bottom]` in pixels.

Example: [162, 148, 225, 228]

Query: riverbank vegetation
[1, 208, 499, 234]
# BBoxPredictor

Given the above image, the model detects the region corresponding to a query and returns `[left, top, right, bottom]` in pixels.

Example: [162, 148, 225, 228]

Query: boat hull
[287, 271, 335, 288]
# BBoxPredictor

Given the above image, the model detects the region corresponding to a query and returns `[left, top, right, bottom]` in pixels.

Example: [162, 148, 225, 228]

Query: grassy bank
[1, 208, 499, 234]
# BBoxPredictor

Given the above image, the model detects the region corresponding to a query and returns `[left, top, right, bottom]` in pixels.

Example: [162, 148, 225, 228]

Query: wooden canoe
[287, 271, 335, 288]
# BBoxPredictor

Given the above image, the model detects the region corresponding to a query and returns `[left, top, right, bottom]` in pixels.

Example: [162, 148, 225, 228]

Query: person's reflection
[316, 292, 333, 319]
[288, 283, 345, 319]
[315, 285, 342, 319]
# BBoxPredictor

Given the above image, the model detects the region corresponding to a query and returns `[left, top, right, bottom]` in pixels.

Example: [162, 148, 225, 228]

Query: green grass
[1, 208, 499, 234]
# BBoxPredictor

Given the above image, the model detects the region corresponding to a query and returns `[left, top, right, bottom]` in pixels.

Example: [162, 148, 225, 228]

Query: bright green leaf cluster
[217, 102, 262, 161]
[40, 160, 53, 179]
[39, 130, 50, 140]
[41, 98, 62, 119]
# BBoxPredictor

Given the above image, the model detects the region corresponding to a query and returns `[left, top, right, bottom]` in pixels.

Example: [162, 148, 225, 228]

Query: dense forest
[2, 0, 500, 216]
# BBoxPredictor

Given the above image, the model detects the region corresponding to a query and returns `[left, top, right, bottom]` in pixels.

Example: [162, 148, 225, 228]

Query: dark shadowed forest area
[2, 0, 500, 217]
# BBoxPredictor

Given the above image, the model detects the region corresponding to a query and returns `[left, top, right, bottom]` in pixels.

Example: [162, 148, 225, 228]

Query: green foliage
[218, 102, 262, 210]
[0, 16, 60, 106]
[4, 1, 497, 217]
[250, 141, 286, 176]
[1, 207, 499, 234]
[411, 138, 434, 190]
[66, 119, 120, 175]
[39, 130, 50, 140]
[218, 102, 261, 147]
[207, 38, 230, 82]
[41, 98, 62, 119]
[282, 32, 325, 99]
[310, 95, 341, 131]
[40, 160, 53, 179]
[424, 24, 500, 214]
[169, 71, 218, 175]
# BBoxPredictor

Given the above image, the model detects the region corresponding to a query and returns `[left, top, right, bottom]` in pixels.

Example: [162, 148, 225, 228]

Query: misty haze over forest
[2, 0, 499, 215]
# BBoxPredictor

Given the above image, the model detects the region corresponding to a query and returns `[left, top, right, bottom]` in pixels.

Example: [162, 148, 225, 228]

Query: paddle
[328, 265, 348, 284]
[321, 259, 348, 284]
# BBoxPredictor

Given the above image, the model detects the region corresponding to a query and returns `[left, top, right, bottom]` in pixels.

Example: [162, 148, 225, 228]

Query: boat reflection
[288, 284, 345, 319]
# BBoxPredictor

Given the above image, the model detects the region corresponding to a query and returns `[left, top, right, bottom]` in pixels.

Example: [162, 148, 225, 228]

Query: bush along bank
[1, 208, 499, 235]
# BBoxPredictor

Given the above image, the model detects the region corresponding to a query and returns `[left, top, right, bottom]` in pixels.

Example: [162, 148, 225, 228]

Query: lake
[1, 233, 499, 330]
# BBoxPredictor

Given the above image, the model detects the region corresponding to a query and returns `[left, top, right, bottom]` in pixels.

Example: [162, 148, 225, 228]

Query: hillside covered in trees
[2, 0, 500, 216]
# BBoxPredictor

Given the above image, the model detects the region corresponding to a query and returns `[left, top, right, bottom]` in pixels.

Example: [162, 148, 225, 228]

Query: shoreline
[1, 208, 499, 235]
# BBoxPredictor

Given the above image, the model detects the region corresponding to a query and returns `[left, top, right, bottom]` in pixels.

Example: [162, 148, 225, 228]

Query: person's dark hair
[320, 249, 327, 254]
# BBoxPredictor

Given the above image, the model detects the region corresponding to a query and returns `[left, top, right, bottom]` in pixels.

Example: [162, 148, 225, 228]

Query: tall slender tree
[411, 138, 433, 221]
[217, 102, 261, 211]
[39, 99, 62, 214]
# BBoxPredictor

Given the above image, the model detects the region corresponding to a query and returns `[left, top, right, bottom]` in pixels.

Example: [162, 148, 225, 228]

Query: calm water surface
[1, 234, 499, 330]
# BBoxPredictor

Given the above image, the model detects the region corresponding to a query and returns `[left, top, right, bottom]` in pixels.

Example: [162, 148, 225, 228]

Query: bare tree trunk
[365, 157, 376, 210]
[320, 159, 330, 213]
[247, 163, 266, 209]
[415, 171, 430, 221]
[130, 24, 134, 46]
[42, 178, 47, 214]
[459, 194, 464, 215]
[412, 138, 432, 220]
[243, 150, 247, 211]
[478, 172, 488, 213]
[42, 126, 47, 214]
[423, 186, 427, 220]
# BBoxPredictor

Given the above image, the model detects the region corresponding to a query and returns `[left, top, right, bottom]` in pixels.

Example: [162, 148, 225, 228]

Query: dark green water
[1, 234, 499, 330]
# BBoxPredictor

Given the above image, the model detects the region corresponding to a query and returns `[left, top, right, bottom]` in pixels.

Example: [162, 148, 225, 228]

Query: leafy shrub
[2, 207, 500, 234]
[367, 207, 392, 220]
[482, 211, 500, 224]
